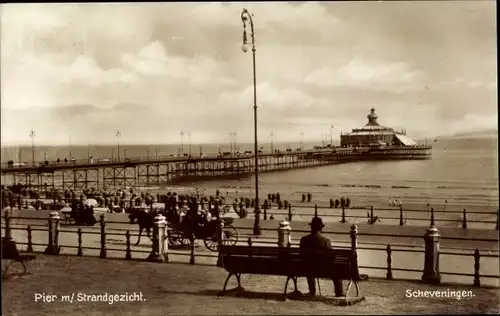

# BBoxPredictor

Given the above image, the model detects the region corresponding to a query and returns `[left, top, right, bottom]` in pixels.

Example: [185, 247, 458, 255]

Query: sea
[1, 137, 498, 212]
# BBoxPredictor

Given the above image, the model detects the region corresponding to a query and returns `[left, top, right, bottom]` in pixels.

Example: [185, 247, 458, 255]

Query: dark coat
[299, 232, 332, 251]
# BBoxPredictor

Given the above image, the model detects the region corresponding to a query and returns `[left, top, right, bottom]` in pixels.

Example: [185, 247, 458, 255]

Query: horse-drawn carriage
[129, 204, 239, 252]
[167, 216, 238, 252]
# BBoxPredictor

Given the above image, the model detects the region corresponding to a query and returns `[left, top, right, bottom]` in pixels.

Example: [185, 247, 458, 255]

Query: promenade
[3, 208, 499, 287]
[2, 254, 498, 315]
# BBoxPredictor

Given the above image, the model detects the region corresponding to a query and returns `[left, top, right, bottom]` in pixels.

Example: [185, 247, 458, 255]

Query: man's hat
[309, 216, 325, 229]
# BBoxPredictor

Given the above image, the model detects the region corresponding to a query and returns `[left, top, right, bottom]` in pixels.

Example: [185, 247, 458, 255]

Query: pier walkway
[0, 146, 431, 191]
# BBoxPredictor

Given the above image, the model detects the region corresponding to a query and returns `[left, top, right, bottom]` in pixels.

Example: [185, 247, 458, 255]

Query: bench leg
[219, 273, 244, 296]
[345, 280, 353, 300]
[283, 277, 300, 297]
[235, 273, 242, 289]
[354, 281, 360, 297]
[221, 273, 233, 295]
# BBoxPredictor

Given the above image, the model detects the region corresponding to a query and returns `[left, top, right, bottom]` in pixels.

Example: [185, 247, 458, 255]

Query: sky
[0, 1, 497, 146]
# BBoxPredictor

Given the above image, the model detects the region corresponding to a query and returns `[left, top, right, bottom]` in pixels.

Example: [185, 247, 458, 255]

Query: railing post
[99, 214, 106, 258]
[288, 204, 292, 221]
[277, 220, 291, 248]
[125, 230, 132, 260]
[216, 221, 225, 267]
[189, 236, 195, 265]
[341, 206, 346, 223]
[462, 208, 467, 229]
[264, 206, 267, 220]
[421, 227, 441, 284]
[4, 209, 11, 239]
[399, 206, 404, 226]
[163, 221, 169, 263]
[27, 225, 33, 252]
[314, 204, 318, 218]
[350, 224, 358, 251]
[473, 249, 480, 286]
[147, 214, 166, 262]
[430, 208, 435, 227]
[77, 228, 83, 256]
[386, 244, 393, 280]
[44, 211, 60, 255]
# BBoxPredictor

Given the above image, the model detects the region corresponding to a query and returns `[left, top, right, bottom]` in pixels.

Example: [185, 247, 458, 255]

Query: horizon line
[1, 134, 497, 148]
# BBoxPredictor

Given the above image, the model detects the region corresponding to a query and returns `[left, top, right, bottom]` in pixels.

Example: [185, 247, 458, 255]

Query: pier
[1, 146, 432, 191]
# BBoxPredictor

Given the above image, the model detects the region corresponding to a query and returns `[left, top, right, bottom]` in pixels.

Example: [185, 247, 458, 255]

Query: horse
[129, 208, 160, 245]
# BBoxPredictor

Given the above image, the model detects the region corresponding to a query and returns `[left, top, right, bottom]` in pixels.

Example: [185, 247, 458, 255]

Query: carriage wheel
[222, 225, 239, 246]
[203, 236, 219, 252]
[203, 224, 239, 252]
[168, 230, 187, 249]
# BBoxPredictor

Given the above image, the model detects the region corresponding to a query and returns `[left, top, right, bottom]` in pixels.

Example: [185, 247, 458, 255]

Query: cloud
[1, 54, 136, 110]
[219, 82, 315, 111]
[122, 41, 236, 89]
[0, 2, 496, 145]
[436, 77, 497, 90]
[305, 58, 425, 92]
[448, 113, 498, 136]
[189, 2, 339, 31]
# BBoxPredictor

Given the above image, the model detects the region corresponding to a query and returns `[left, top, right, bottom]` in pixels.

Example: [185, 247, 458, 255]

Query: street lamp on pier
[241, 8, 261, 235]
[180, 129, 184, 156]
[270, 132, 274, 153]
[330, 125, 334, 147]
[188, 132, 192, 156]
[233, 132, 237, 153]
[69, 136, 72, 162]
[116, 130, 121, 161]
[29, 129, 35, 166]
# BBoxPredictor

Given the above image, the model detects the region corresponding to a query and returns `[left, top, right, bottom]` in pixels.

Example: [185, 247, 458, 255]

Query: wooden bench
[2, 237, 36, 277]
[218, 245, 365, 304]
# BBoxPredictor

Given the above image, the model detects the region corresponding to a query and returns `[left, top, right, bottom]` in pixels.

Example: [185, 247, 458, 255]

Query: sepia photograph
[1, 1, 498, 315]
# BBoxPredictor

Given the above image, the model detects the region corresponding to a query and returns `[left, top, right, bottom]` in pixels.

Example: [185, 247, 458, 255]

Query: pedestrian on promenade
[300, 217, 343, 297]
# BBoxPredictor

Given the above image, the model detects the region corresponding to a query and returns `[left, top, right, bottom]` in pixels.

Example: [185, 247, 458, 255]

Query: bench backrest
[1, 237, 21, 259]
[220, 245, 361, 280]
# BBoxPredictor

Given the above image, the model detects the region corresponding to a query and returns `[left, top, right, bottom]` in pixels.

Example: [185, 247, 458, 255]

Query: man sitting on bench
[300, 217, 344, 297]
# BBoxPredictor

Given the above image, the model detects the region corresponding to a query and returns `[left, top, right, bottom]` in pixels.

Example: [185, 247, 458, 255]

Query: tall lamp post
[270, 131, 274, 153]
[116, 130, 121, 161]
[241, 8, 261, 235]
[180, 129, 184, 156]
[330, 125, 334, 147]
[29, 129, 35, 166]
